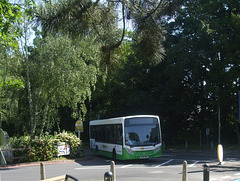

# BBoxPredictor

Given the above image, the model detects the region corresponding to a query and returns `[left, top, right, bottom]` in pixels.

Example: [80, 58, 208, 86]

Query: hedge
[9, 131, 83, 162]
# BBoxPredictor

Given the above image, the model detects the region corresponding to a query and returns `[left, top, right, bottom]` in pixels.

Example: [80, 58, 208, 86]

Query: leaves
[0, 0, 22, 47]
[27, 34, 100, 135]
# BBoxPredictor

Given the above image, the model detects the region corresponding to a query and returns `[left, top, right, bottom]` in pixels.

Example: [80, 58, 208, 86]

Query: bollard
[40, 162, 46, 180]
[104, 171, 113, 181]
[182, 161, 188, 181]
[110, 161, 116, 181]
[203, 163, 210, 181]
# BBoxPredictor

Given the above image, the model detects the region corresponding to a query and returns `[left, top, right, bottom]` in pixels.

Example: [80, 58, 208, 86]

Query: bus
[89, 115, 162, 160]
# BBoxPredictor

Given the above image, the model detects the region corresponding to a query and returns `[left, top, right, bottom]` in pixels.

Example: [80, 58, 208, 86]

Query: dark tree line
[88, 0, 240, 146]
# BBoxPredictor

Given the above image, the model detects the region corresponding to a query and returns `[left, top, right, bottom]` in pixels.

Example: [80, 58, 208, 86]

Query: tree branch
[141, 0, 164, 22]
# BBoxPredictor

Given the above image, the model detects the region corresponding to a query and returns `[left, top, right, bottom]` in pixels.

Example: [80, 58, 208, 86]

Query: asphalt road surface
[1, 149, 240, 181]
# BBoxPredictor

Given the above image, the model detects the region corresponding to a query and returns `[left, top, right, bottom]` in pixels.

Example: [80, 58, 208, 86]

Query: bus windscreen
[124, 117, 160, 146]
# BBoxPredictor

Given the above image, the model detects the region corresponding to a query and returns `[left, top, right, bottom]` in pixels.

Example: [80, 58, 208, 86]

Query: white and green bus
[89, 115, 162, 160]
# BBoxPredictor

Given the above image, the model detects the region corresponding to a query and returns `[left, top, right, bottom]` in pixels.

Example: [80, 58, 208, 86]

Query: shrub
[9, 131, 83, 163]
[54, 131, 83, 158]
[29, 135, 59, 162]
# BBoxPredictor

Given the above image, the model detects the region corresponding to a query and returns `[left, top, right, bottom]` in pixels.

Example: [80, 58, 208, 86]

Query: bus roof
[89, 115, 159, 126]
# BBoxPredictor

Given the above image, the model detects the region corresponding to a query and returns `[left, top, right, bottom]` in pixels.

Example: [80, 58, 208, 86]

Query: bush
[9, 131, 83, 163]
[54, 131, 83, 158]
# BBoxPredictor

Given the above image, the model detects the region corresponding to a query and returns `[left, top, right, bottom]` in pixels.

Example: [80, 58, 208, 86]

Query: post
[185, 141, 188, 151]
[110, 161, 116, 181]
[203, 163, 210, 181]
[0, 113, 2, 127]
[200, 130, 202, 149]
[0, 149, 7, 167]
[78, 129, 80, 139]
[104, 171, 113, 181]
[218, 106, 221, 144]
[40, 162, 46, 180]
[238, 91, 240, 123]
[182, 161, 188, 181]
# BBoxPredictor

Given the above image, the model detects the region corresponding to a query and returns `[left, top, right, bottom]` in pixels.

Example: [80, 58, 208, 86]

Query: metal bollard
[203, 163, 210, 181]
[104, 171, 113, 181]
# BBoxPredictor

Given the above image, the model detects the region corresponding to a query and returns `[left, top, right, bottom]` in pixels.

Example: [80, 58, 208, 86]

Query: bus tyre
[112, 149, 116, 161]
[96, 146, 99, 156]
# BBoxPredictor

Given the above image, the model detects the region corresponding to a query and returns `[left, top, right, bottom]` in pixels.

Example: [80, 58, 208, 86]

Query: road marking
[234, 173, 240, 176]
[155, 159, 174, 167]
[121, 164, 133, 168]
[222, 175, 231, 179]
[189, 161, 199, 167]
[43, 175, 65, 181]
[162, 154, 174, 157]
[74, 166, 107, 170]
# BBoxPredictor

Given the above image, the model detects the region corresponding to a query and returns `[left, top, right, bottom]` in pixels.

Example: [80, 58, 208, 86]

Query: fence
[1, 148, 29, 164]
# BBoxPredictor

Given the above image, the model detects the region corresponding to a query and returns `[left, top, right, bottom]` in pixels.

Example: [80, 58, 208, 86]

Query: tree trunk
[23, 14, 36, 141]
[39, 100, 50, 137]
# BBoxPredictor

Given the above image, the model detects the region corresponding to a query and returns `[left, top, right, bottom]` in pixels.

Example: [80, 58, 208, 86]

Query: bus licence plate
[140, 156, 149, 159]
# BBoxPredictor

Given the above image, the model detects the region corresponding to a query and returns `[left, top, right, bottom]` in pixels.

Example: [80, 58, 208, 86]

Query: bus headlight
[126, 147, 134, 155]
[154, 146, 160, 153]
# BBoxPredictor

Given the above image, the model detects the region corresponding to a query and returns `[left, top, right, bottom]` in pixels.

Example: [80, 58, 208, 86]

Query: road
[1, 149, 240, 181]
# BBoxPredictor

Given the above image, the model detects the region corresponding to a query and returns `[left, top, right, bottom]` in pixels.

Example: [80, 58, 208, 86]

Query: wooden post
[110, 161, 116, 181]
[40, 162, 46, 180]
[0, 149, 7, 167]
[182, 161, 188, 181]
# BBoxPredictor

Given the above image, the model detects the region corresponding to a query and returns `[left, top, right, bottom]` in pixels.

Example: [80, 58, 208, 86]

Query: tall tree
[26, 34, 101, 136]
[162, 0, 240, 144]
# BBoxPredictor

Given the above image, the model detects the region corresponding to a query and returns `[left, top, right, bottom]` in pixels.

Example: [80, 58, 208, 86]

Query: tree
[25, 34, 101, 137]
[162, 0, 240, 144]
[35, 0, 166, 66]
[0, 45, 24, 134]
[0, 0, 22, 47]
[0, 0, 25, 132]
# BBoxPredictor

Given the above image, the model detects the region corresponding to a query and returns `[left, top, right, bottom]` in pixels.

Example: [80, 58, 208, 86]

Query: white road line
[221, 176, 231, 179]
[74, 166, 107, 170]
[121, 164, 133, 168]
[155, 159, 174, 167]
[189, 161, 199, 167]
[162, 154, 174, 157]
[234, 173, 240, 176]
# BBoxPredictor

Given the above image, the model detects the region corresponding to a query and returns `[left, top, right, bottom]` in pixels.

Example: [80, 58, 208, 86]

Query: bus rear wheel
[112, 149, 116, 161]
[96, 146, 99, 156]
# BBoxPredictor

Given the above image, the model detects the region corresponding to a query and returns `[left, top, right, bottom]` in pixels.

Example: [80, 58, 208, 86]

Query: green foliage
[160, 0, 240, 144]
[0, 0, 22, 47]
[89, 0, 240, 146]
[54, 131, 82, 158]
[9, 131, 82, 162]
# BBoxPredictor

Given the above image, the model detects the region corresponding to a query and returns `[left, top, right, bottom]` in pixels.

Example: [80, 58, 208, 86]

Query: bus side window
[91, 127, 96, 139]
[117, 125, 123, 144]
[106, 126, 111, 143]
